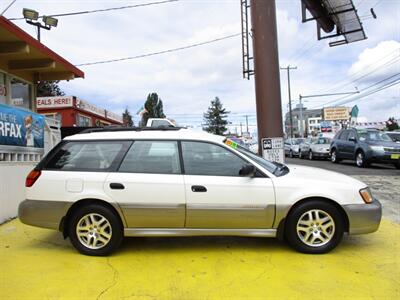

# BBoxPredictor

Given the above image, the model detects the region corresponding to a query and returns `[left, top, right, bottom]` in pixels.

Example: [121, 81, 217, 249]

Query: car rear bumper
[18, 199, 71, 230]
[343, 199, 382, 235]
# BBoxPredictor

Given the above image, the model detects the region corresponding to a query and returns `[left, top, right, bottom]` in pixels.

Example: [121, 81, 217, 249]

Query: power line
[311, 73, 400, 108]
[1, 0, 17, 16]
[76, 33, 241, 66]
[8, 0, 179, 20]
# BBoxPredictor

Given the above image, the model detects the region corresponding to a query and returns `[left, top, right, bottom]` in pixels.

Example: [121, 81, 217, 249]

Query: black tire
[394, 162, 400, 169]
[285, 200, 345, 254]
[68, 204, 123, 256]
[309, 151, 313, 160]
[330, 149, 340, 164]
[355, 151, 369, 168]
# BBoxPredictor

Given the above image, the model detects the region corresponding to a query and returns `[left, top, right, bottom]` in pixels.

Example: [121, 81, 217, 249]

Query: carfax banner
[0, 104, 45, 148]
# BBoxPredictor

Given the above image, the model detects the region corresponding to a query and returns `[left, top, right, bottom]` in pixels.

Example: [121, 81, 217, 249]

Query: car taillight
[26, 169, 41, 187]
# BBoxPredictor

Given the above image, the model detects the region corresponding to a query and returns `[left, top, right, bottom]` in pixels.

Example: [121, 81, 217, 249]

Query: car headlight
[370, 145, 384, 152]
[359, 187, 373, 204]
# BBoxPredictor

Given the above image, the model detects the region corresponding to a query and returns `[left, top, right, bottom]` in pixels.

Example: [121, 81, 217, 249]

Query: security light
[23, 8, 39, 20]
[42, 16, 58, 27]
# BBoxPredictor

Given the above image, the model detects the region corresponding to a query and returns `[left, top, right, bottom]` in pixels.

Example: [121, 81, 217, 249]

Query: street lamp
[22, 8, 58, 42]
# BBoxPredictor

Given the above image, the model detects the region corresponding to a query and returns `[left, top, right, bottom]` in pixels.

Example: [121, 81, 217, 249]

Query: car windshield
[313, 138, 331, 144]
[358, 130, 392, 142]
[224, 139, 289, 177]
[293, 139, 304, 145]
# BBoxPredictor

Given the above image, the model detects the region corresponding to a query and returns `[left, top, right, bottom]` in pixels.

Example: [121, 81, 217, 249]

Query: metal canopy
[302, 0, 367, 47]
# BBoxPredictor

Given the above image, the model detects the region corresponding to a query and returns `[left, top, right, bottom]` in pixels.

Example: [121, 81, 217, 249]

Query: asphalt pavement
[285, 157, 400, 176]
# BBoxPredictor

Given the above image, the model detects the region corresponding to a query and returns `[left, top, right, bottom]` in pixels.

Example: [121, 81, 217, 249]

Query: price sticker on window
[224, 139, 238, 149]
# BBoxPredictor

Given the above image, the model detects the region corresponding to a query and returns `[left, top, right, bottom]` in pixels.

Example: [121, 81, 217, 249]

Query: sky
[2, 0, 400, 131]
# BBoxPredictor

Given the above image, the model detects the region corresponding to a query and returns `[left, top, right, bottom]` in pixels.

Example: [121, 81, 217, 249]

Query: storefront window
[0, 72, 6, 104]
[11, 78, 32, 109]
[77, 114, 92, 127]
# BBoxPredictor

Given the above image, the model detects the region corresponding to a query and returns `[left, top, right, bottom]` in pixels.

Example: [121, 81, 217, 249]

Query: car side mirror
[349, 137, 357, 142]
[239, 163, 256, 177]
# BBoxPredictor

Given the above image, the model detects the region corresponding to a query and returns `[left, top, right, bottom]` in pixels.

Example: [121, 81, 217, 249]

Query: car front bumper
[343, 199, 382, 235]
[312, 151, 330, 158]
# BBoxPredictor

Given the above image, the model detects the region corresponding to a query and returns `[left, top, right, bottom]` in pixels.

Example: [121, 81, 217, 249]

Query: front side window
[182, 141, 247, 176]
[119, 141, 180, 174]
[339, 130, 349, 140]
[348, 131, 356, 141]
[45, 141, 127, 171]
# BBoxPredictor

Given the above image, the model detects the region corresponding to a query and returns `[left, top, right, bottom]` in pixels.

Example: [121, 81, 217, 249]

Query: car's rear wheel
[68, 204, 123, 256]
[331, 149, 340, 163]
[393, 162, 400, 169]
[356, 151, 368, 168]
[285, 200, 344, 254]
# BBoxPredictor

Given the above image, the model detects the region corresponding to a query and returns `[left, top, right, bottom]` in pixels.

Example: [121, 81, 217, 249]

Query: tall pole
[299, 95, 304, 138]
[245, 115, 249, 134]
[250, 0, 283, 154]
[280, 66, 297, 138]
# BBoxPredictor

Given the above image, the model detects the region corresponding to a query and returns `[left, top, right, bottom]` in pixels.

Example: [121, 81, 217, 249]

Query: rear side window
[45, 141, 128, 171]
[119, 141, 181, 174]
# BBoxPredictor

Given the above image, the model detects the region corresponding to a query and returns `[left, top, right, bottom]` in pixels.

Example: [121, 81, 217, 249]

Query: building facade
[37, 96, 123, 127]
[284, 106, 322, 137]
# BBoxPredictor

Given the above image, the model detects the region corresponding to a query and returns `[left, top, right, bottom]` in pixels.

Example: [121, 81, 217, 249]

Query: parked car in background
[19, 127, 382, 256]
[300, 137, 331, 160]
[284, 138, 305, 158]
[330, 128, 400, 168]
[386, 131, 400, 143]
[298, 138, 313, 159]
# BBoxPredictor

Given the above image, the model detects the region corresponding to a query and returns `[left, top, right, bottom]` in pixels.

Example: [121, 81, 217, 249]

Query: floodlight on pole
[22, 8, 58, 42]
[22, 8, 38, 20]
[43, 15, 58, 27]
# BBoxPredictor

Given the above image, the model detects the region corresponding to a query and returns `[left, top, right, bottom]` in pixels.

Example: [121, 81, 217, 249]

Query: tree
[37, 81, 65, 97]
[140, 93, 166, 127]
[203, 97, 229, 135]
[122, 108, 134, 127]
[386, 117, 399, 131]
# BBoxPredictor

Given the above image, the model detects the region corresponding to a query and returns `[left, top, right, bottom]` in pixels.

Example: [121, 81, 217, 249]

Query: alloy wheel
[296, 209, 335, 247]
[76, 213, 112, 249]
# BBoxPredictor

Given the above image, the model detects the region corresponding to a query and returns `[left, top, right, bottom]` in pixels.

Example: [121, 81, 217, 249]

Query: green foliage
[386, 117, 399, 131]
[203, 97, 229, 135]
[37, 81, 65, 97]
[140, 93, 166, 127]
[122, 108, 134, 127]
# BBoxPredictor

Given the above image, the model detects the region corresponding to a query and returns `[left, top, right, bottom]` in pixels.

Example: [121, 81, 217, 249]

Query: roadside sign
[261, 137, 284, 163]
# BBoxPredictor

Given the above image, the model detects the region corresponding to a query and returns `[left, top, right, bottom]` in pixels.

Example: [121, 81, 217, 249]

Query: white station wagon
[19, 127, 382, 256]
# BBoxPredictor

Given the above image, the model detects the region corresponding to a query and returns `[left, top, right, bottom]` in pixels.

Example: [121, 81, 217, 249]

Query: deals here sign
[0, 104, 45, 148]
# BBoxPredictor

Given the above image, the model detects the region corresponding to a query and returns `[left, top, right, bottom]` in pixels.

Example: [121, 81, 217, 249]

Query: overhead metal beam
[0, 41, 29, 55]
[8, 58, 55, 70]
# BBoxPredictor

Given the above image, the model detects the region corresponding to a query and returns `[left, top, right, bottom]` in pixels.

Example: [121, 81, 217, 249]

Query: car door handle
[110, 183, 125, 190]
[191, 185, 207, 192]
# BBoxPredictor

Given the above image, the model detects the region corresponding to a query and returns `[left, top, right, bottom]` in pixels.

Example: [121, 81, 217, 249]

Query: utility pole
[299, 95, 304, 138]
[245, 115, 249, 134]
[250, 0, 283, 158]
[280, 66, 297, 138]
[240, 122, 243, 136]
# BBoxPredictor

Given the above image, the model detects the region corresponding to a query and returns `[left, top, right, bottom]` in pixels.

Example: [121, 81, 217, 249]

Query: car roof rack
[80, 125, 185, 134]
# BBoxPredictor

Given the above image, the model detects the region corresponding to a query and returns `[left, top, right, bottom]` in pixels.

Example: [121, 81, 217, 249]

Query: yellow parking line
[0, 219, 399, 300]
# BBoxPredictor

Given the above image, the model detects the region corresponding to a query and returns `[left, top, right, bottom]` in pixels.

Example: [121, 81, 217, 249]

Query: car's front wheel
[285, 200, 345, 254]
[68, 204, 123, 256]
[356, 151, 369, 168]
[331, 149, 340, 163]
[308, 151, 313, 160]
